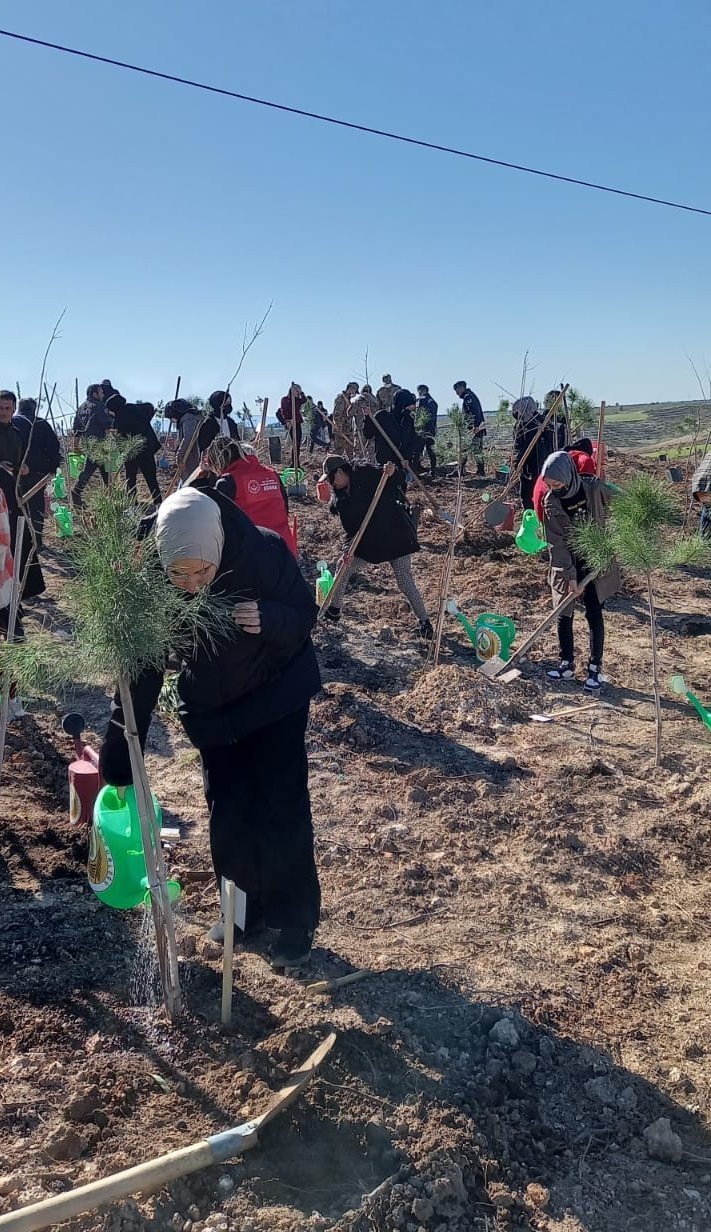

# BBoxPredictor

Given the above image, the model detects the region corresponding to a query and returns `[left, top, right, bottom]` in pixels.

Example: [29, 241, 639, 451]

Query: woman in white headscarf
[100, 487, 322, 970]
[540, 451, 620, 692]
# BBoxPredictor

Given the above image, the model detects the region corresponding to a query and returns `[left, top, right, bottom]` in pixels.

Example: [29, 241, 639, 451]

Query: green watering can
[52, 471, 67, 500]
[474, 613, 516, 664]
[316, 560, 334, 604]
[445, 598, 478, 648]
[51, 503, 74, 537]
[67, 452, 86, 479]
[515, 508, 547, 555]
[670, 675, 711, 733]
[88, 784, 181, 910]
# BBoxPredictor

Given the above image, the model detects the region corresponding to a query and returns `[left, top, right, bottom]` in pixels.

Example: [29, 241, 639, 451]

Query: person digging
[539, 450, 620, 692]
[320, 455, 433, 642]
[99, 486, 322, 970]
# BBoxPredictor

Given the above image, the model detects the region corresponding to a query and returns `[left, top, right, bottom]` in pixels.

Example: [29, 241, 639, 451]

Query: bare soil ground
[1, 456, 711, 1232]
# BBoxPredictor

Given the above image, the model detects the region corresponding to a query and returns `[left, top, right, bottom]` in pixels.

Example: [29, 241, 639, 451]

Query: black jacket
[363, 408, 404, 465]
[74, 397, 112, 440]
[107, 395, 160, 455]
[12, 413, 61, 476]
[461, 389, 486, 435]
[198, 413, 241, 453]
[100, 490, 321, 784]
[416, 394, 438, 437]
[329, 465, 418, 565]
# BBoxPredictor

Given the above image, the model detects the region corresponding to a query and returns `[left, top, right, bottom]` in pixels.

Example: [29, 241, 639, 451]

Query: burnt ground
[1, 456, 711, 1232]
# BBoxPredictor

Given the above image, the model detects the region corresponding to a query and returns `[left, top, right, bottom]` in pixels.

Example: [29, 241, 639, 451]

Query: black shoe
[584, 663, 606, 693]
[548, 659, 575, 681]
[270, 928, 314, 970]
[419, 619, 434, 642]
[323, 605, 341, 624]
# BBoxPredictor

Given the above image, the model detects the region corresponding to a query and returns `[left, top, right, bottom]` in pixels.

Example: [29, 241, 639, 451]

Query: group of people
[3, 366, 710, 978]
[275, 374, 488, 480]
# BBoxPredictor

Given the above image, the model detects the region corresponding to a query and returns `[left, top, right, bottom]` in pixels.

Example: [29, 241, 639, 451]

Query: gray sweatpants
[328, 553, 428, 622]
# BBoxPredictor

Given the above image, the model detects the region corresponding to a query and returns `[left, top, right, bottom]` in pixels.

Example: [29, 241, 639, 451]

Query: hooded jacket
[542, 475, 620, 604]
[99, 489, 321, 784]
[198, 393, 241, 452]
[329, 464, 418, 564]
[106, 395, 160, 455]
[74, 397, 112, 441]
[533, 448, 596, 523]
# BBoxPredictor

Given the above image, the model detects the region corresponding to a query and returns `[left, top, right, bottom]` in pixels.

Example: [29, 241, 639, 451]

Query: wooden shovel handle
[485, 571, 599, 678]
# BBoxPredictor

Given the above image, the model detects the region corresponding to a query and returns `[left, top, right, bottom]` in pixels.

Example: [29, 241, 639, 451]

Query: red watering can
[63, 712, 103, 826]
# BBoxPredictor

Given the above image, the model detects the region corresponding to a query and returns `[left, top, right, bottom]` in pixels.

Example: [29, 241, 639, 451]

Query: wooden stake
[74, 377, 79, 412]
[255, 396, 270, 464]
[431, 483, 464, 666]
[596, 400, 606, 478]
[0, 517, 26, 781]
[305, 970, 372, 993]
[290, 387, 299, 470]
[118, 678, 182, 1020]
[221, 878, 236, 1027]
[318, 469, 390, 619]
[0, 1033, 336, 1232]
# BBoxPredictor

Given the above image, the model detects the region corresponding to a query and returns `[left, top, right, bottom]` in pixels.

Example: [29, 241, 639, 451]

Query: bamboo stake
[118, 678, 181, 1020]
[596, 400, 606, 478]
[221, 877, 236, 1027]
[318, 469, 391, 619]
[0, 518, 26, 781]
[290, 387, 299, 470]
[431, 483, 464, 666]
[0, 1033, 336, 1232]
[21, 473, 54, 504]
[647, 572, 663, 767]
[479, 571, 598, 679]
[367, 413, 453, 526]
[255, 396, 270, 465]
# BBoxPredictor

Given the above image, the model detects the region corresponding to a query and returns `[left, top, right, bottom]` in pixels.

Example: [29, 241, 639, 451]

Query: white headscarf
[155, 489, 225, 570]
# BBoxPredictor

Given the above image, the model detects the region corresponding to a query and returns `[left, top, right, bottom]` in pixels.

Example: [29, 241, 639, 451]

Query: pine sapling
[573, 474, 709, 766]
[0, 462, 237, 1019]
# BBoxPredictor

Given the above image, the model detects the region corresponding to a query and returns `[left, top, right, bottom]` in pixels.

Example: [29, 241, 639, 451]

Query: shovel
[0, 1034, 337, 1232]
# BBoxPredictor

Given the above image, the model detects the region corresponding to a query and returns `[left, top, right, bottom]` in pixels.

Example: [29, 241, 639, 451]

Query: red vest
[224, 455, 296, 555]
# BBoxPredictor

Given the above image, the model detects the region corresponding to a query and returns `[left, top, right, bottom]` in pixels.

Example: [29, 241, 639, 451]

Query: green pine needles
[0, 480, 237, 694]
[573, 473, 709, 765]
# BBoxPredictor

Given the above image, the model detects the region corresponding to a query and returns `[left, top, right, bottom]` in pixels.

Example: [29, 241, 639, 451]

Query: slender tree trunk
[0, 518, 26, 782]
[118, 676, 182, 1019]
[646, 572, 663, 767]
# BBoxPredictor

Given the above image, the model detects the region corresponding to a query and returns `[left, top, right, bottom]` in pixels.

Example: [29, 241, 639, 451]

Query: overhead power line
[1, 26, 709, 219]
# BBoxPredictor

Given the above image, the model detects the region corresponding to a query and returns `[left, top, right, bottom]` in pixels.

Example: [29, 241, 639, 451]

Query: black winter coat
[100, 490, 321, 785]
[198, 414, 241, 453]
[363, 409, 404, 466]
[12, 414, 61, 477]
[108, 396, 160, 455]
[330, 465, 418, 565]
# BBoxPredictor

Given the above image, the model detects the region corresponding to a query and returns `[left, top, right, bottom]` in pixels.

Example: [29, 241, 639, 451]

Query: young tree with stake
[573, 474, 709, 764]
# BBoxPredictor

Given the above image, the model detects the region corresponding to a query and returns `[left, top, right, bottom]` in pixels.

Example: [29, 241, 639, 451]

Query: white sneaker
[548, 660, 575, 681]
[584, 664, 608, 692]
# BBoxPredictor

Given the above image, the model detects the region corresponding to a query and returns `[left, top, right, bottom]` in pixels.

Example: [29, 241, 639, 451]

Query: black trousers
[74, 456, 109, 496]
[21, 477, 47, 550]
[520, 473, 536, 511]
[423, 436, 437, 475]
[557, 574, 605, 665]
[125, 450, 161, 504]
[201, 704, 320, 932]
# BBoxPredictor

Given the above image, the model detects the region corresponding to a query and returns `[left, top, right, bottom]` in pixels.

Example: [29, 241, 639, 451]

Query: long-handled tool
[221, 877, 236, 1027]
[367, 413, 455, 527]
[318, 469, 390, 619]
[479, 571, 598, 681]
[0, 1034, 336, 1232]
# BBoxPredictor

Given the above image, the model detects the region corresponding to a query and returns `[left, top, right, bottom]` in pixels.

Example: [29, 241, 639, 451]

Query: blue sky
[1, 1, 710, 422]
